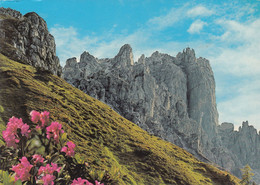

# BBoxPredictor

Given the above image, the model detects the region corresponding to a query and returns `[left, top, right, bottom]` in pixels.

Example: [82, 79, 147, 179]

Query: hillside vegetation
[0, 53, 241, 184]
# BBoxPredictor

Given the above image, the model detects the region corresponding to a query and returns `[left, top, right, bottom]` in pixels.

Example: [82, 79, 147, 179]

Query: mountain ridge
[62, 43, 260, 182]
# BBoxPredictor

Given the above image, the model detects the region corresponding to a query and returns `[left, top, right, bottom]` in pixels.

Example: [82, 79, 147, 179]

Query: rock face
[63, 46, 203, 155]
[63, 46, 224, 162]
[63, 44, 260, 182]
[0, 8, 62, 76]
[218, 121, 260, 182]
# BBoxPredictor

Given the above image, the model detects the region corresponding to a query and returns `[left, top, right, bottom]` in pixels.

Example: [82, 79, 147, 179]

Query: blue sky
[1, 0, 260, 130]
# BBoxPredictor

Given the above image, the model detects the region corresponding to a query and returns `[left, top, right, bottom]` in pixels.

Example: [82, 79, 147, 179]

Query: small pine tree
[240, 164, 254, 185]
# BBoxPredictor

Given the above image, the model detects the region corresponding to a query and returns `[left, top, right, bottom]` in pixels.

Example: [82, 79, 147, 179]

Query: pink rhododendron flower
[32, 154, 44, 164]
[40, 111, 49, 127]
[2, 117, 30, 148]
[30, 110, 41, 124]
[42, 174, 55, 185]
[61, 141, 76, 157]
[46, 122, 64, 143]
[12, 157, 33, 182]
[38, 163, 61, 176]
[71, 178, 92, 185]
[30, 110, 50, 128]
[35, 125, 41, 131]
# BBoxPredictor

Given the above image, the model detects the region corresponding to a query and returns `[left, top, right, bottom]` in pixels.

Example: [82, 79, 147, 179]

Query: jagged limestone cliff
[62, 44, 222, 160]
[62, 44, 260, 182]
[0, 7, 62, 76]
[218, 121, 260, 182]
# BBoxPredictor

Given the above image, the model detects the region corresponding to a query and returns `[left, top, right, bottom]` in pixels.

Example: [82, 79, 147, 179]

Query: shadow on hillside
[34, 68, 52, 83]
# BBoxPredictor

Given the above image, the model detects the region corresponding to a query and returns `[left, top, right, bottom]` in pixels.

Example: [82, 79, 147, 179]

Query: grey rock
[62, 46, 215, 158]
[0, 8, 62, 76]
[62, 57, 82, 82]
[0, 7, 22, 19]
[63, 44, 260, 182]
[218, 121, 260, 182]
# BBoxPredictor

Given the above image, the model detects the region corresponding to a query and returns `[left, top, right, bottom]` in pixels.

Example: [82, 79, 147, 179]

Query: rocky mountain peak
[239, 121, 258, 134]
[183, 47, 195, 56]
[79, 51, 99, 68]
[176, 47, 196, 64]
[0, 7, 22, 18]
[80, 51, 94, 60]
[118, 43, 132, 55]
[138, 54, 145, 64]
[65, 57, 78, 67]
[151, 51, 160, 57]
[218, 120, 260, 182]
[242, 120, 249, 127]
[218, 122, 234, 133]
[0, 8, 62, 76]
[24, 12, 45, 28]
[114, 44, 134, 67]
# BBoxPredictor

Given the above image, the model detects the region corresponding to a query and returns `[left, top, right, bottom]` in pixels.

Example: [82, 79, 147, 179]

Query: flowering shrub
[71, 178, 90, 185]
[71, 178, 104, 185]
[0, 110, 108, 185]
[32, 154, 44, 164]
[30, 110, 49, 129]
[42, 174, 56, 185]
[2, 117, 30, 148]
[61, 141, 76, 157]
[38, 163, 61, 176]
[46, 121, 64, 144]
[12, 157, 33, 182]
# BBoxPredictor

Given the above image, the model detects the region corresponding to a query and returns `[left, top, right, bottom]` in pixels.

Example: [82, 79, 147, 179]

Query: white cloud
[50, 26, 100, 65]
[208, 18, 260, 129]
[215, 19, 260, 44]
[187, 5, 214, 17]
[187, 19, 207, 34]
[218, 88, 260, 130]
[147, 5, 213, 31]
[148, 5, 187, 30]
[211, 19, 260, 76]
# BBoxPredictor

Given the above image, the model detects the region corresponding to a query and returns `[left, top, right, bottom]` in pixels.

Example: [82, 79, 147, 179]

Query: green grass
[0, 53, 241, 185]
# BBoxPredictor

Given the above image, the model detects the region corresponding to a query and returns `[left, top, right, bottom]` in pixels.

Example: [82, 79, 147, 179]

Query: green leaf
[97, 170, 105, 181]
[15, 180, 22, 185]
[50, 153, 60, 163]
[61, 133, 67, 143]
[2, 171, 9, 184]
[0, 170, 3, 179]
[74, 153, 84, 164]
[57, 164, 66, 178]
[0, 105, 4, 113]
[55, 177, 65, 182]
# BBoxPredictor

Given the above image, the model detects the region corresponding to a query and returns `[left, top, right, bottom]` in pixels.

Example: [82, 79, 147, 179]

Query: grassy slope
[0, 53, 241, 185]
